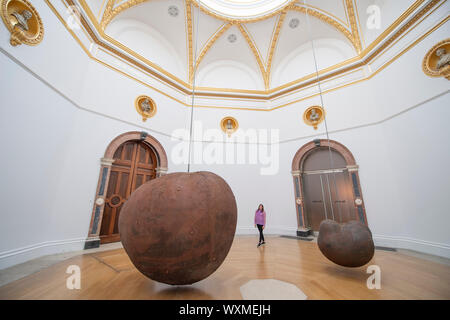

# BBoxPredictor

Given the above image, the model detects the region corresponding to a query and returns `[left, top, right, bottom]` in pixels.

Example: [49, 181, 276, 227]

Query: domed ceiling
[77, 0, 419, 95]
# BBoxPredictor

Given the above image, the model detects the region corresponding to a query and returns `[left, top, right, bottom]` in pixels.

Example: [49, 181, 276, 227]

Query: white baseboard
[237, 228, 450, 258]
[373, 234, 450, 259]
[1, 232, 448, 270]
[236, 226, 298, 237]
[0, 237, 93, 270]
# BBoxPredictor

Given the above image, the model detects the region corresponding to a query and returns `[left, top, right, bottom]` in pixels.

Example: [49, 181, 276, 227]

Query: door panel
[301, 149, 356, 231]
[100, 141, 157, 244]
[303, 174, 328, 231]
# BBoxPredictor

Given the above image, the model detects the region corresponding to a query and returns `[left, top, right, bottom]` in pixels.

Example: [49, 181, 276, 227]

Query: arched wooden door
[99, 140, 157, 244]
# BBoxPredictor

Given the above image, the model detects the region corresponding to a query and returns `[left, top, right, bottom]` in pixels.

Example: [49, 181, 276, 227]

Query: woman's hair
[257, 204, 264, 212]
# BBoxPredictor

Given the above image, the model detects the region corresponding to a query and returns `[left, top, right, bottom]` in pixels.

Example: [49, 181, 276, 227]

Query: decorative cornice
[55, 0, 443, 104]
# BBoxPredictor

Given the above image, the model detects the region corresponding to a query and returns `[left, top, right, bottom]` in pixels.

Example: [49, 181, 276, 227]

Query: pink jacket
[254, 210, 266, 226]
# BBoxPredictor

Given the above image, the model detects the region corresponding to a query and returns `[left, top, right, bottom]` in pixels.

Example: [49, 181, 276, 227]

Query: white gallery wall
[0, 1, 449, 269]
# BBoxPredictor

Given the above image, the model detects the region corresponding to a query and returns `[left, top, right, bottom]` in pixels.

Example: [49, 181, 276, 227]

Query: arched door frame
[85, 131, 168, 249]
[291, 139, 367, 234]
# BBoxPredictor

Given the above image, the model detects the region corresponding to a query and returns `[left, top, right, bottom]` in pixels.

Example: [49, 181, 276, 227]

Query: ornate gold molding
[238, 24, 269, 89]
[186, 0, 194, 82]
[220, 116, 239, 137]
[192, 22, 232, 82]
[53, 0, 444, 103]
[344, 0, 362, 53]
[135, 95, 157, 121]
[290, 4, 358, 53]
[266, 9, 287, 89]
[0, 0, 44, 46]
[100, 0, 115, 28]
[423, 38, 450, 80]
[303, 106, 325, 130]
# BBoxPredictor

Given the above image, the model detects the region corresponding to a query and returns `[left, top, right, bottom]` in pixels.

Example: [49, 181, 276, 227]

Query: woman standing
[254, 204, 266, 247]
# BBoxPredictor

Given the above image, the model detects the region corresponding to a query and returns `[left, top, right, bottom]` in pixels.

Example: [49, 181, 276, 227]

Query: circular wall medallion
[220, 117, 239, 137]
[0, 0, 44, 46]
[135, 95, 157, 122]
[355, 198, 363, 206]
[303, 106, 325, 130]
[422, 39, 450, 80]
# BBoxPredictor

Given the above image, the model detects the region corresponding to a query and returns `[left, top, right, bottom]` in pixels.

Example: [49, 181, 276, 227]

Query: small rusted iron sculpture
[119, 171, 237, 285]
[318, 220, 375, 267]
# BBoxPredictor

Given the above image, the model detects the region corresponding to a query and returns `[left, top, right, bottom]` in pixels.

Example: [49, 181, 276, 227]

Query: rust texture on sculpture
[317, 220, 374, 268]
[119, 171, 237, 285]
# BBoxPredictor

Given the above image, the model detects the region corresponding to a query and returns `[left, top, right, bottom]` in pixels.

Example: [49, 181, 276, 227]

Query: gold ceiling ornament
[0, 0, 44, 46]
[220, 116, 239, 137]
[303, 106, 325, 130]
[135, 95, 157, 121]
[422, 39, 450, 80]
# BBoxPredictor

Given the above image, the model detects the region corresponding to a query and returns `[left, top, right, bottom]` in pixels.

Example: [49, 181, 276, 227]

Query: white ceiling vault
[79, 0, 418, 93]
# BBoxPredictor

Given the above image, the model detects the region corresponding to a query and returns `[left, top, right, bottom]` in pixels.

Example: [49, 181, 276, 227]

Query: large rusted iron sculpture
[318, 220, 375, 267]
[119, 171, 237, 285]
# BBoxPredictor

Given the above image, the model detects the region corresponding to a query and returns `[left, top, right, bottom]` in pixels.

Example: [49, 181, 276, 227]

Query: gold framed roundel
[135, 95, 157, 122]
[422, 39, 450, 80]
[220, 117, 239, 137]
[303, 106, 325, 130]
[0, 0, 44, 46]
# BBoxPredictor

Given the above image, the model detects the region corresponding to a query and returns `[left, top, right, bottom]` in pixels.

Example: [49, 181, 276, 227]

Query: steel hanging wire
[303, 0, 343, 223]
[187, 1, 201, 173]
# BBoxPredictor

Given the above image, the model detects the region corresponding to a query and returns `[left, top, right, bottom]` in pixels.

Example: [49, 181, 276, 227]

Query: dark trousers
[257, 224, 265, 243]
